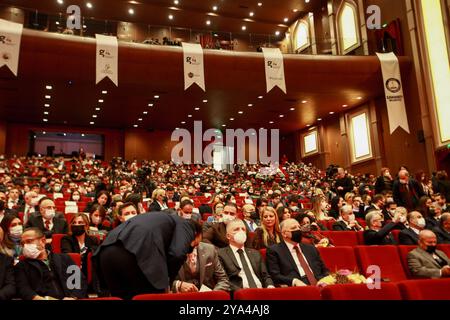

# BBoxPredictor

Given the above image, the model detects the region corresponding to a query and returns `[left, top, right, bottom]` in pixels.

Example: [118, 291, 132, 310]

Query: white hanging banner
[96, 34, 118, 86]
[262, 47, 287, 94]
[182, 42, 205, 91]
[0, 19, 23, 76]
[376, 52, 410, 134]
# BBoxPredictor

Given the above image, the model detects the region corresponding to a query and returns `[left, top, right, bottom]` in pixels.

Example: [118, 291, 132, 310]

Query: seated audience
[85, 190, 111, 212]
[0, 228, 15, 300]
[26, 198, 68, 241]
[17, 191, 39, 224]
[252, 207, 282, 250]
[426, 204, 442, 230]
[296, 214, 332, 247]
[408, 230, 450, 278]
[0, 214, 24, 261]
[116, 202, 138, 224]
[276, 206, 292, 223]
[434, 213, 450, 244]
[266, 219, 329, 287]
[148, 188, 168, 211]
[177, 199, 201, 221]
[363, 210, 405, 245]
[242, 204, 259, 232]
[332, 205, 364, 231]
[203, 203, 241, 248]
[218, 219, 274, 291]
[14, 228, 88, 300]
[88, 204, 111, 238]
[399, 211, 426, 245]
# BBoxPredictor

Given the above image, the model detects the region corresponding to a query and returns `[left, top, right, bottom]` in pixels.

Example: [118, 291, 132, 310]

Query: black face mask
[250, 211, 259, 220]
[290, 230, 303, 243]
[426, 245, 437, 254]
[71, 225, 85, 236]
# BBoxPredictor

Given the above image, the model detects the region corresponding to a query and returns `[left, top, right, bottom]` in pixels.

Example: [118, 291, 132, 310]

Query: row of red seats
[126, 279, 450, 300]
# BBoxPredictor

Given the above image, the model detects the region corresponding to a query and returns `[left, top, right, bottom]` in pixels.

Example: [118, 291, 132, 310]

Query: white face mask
[72, 195, 80, 201]
[349, 214, 356, 222]
[182, 213, 192, 220]
[23, 243, 42, 259]
[233, 231, 247, 245]
[399, 216, 407, 223]
[124, 214, 137, 222]
[44, 209, 55, 220]
[416, 217, 426, 228]
[10, 225, 23, 238]
[30, 198, 39, 206]
[221, 214, 235, 224]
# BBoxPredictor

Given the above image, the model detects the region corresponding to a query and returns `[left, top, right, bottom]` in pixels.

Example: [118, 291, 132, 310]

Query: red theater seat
[356, 231, 365, 245]
[67, 253, 81, 267]
[321, 231, 359, 247]
[355, 245, 407, 282]
[397, 245, 417, 278]
[321, 283, 402, 300]
[81, 297, 123, 300]
[437, 244, 450, 257]
[398, 279, 450, 300]
[132, 291, 230, 300]
[51, 234, 65, 253]
[318, 246, 359, 273]
[391, 229, 401, 243]
[234, 287, 321, 300]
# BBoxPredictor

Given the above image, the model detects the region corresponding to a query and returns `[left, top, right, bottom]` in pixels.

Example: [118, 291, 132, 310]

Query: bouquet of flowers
[317, 269, 371, 287]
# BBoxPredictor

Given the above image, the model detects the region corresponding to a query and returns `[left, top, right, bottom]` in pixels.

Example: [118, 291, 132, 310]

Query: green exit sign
[448, 144, 450, 149]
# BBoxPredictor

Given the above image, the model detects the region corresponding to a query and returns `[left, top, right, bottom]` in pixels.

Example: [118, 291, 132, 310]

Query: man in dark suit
[333, 168, 354, 198]
[93, 212, 200, 299]
[25, 198, 68, 240]
[332, 205, 364, 231]
[393, 170, 425, 211]
[399, 211, 426, 245]
[148, 188, 168, 212]
[408, 230, 450, 278]
[266, 218, 328, 287]
[364, 194, 388, 218]
[204, 204, 245, 248]
[363, 210, 405, 245]
[218, 219, 274, 291]
[434, 213, 450, 244]
[14, 228, 87, 300]
[17, 191, 39, 224]
[172, 241, 230, 293]
[0, 252, 15, 300]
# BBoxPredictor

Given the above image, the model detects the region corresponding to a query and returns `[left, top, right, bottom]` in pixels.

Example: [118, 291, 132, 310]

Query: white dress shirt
[230, 244, 262, 289]
[285, 241, 314, 279]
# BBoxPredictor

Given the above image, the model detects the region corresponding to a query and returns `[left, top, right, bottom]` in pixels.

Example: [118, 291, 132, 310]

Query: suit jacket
[332, 220, 360, 232]
[0, 254, 15, 300]
[266, 242, 329, 286]
[425, 217, 440, 231]
[407, 247, 450, 278]
[14, 253, 88, 300]
[25, 215, 68, 238]
[93, 212, 195, 291]
[148, 201, 167, 212]
[173, 242, 230, 292]
[218, 246, 273, 291]
[202, 222, 251, 249]
[433, 225, 450, 244]
[334, 176, 354, 198]
[363, 222, 401, 245]
[61, 235, 99, 255]
[392, 179, 425, 210]
[398, 228, 420, 245]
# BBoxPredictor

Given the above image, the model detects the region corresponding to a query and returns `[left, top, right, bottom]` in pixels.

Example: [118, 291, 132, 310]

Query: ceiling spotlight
[258, 95, 263, 99]
[188, 114, 192, 118]
[283, 18, 288, 22]
[92, 115, 97, 118]
[154, 95, 160, 99]
[242, 26, 247, 31]
[275, 31, 280, 36]
[98, 99, 104, 103]
[212, 5, 218, 11]
[222, 124, 226, 127]
[57, 0, 64, 4]
[306, 0, 310, 3]
[45, 95, 51, 99]
[86, 2, 93, 9]
[138, 118, 143, 121]
[81, 133, 85, 137]
[46, 85, 52, 90]
[44, 104, 50, 107]
[257, 2, 262, 6]
[230, 118, 235, 121]
[174, 0, 179, 4]
[102, 90, 107, 94]
[95, 108, 101, 111]
[43, 118, 48, 122]
[133, 124, 138, 128]
[181, 121, 186, 124]
[279, 115, 284, 118]
[249, 12, 254, 17]
[90, 121, 95, 125]
[56, 21, 60, 25]
[293, 9, 298, 12]
[329, 111, 335, 115]
[356, 97, 362, 100]
[318, 118, 322, 121]
[290, 108, 295, 111]
[343, 104, 348, 108]
[43, 131, 46, 134]
[302, 100, 307, 104]
[194, 107, 200, 111]
[128, 8, 135, 15]
[269, 121, 274, 124]
[203, 99, 208, 103]
[148, 103, 154, 107]
[306, 124, 311, 127]
[248, 103, 253, 107]
[63, 133, 67, 136]
[168, 14, 174, 20]
[238, 111, 244, 114]
[44, 111, 49, 115]
[143, 111, 148, 114]
[206, 20, 211, 25]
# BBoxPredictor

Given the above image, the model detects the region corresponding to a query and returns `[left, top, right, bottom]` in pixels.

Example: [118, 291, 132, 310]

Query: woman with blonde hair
[252, 207, 282, 249]
[311, 196, 332, 221]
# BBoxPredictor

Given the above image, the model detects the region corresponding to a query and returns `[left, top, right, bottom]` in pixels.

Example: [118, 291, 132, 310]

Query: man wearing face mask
[17, 191, 39, 225]
[25, 198, 68, 242]
[399, 211, 426, 245]
[407, 230, 450, 278]
[177, 200, 201, 222]
[14, 228, 88, 300]
[148, 189, 168, 212]
[332, 205, 364, 231]
[242, 204, 260, 233]
[93, 211, 200, 299]
[218, 219, 274, 291]
[433, 213, 450, 244]
[173, 225, 230, 293]
[266, 219, 328, 287]
[393, 169, 425, 211]
[363, 210, 405, 245]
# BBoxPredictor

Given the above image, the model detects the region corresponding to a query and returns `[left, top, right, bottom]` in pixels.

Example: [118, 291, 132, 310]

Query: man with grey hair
[408, 230, 450, 278]
[393, 169, 425, 211]
[332, 205, 364, 231]
[18, 191, 39, 224]
[267, 219, 328, 287]
[433, 212, 450, 244]
[399, 211, 426, 245]
[218, 219, 274, 291]
[363, 209, 405, 245]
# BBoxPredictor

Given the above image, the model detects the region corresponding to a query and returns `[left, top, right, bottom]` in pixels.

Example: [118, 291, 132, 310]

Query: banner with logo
[262, 48, 287, 94]
[182, 42, 205, 91]
[0, 19, 23, 76]
[376, 52, 410, 134]
[96, 34, 118, 86]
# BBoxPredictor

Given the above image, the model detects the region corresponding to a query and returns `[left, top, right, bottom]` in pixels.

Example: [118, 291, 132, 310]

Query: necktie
[45, 220, 51, 230]
[237, 249, 257, 288]
[293, 245, 317, 286]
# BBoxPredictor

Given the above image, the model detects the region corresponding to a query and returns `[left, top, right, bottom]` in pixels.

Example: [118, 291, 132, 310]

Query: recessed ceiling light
[293, 9, 298, 12]
[258, 96, 263, 99]
[138, 118, 143, 121]
[206, 20, 211, 25]
[133, 124, 138, 128]
[181, 122, 186, 125]
[279, 115, 284, 118]
[329, 111, 335, 115]
[302, 100, 307, 104]
[212, 5, 218, 11]
[248, 104, 253, 107]
[175, 127, 180, 130]
[269, 121, 274, 124]
[81, 133, 85, 137]
[290, 108, 295, 111]
[257, 2, 262, 6]
[43, 131, 46, 134]
[98, 99, 104, 103]
[44, 111, 49, 115]
[57, 0, 64, 4]
[168, 14, 174, 20]
[174, 0, 179, 4]
[92, 115, 97, 118]
[188, 114, 192, 118]
[44, 104, 50, 107]
[249, 12, 254, 17]
[318, 118, 322, 121]
[343, 104, 348, 108]
[143, 111, 148, 114]
[242, 26, 247, 31]
[95, 107, 101, 111]
[275, 31, 280, 36]
[148, 103, 154, 107]
[357, 97, 362, 100]
[86, 2, 93, 9]
[43, 118, 48, 122]
[222, 124, 226, 127]
[154, 95, 160, 99]
[283, 18, 288, 22]
[55, 21, 60, 25]
[194, 107, 200, 111]
[128, 8, 135, 15]
[203, 99, 208, 103]
[102, 90, 107, 94]
[45, 95, 51, 99]
[238, 111, 244, 114]
[46, 85, 52, 90]
[306, 124, 311, 127]
[90, 121, 95, 125]
[230, 118, 235, 121]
